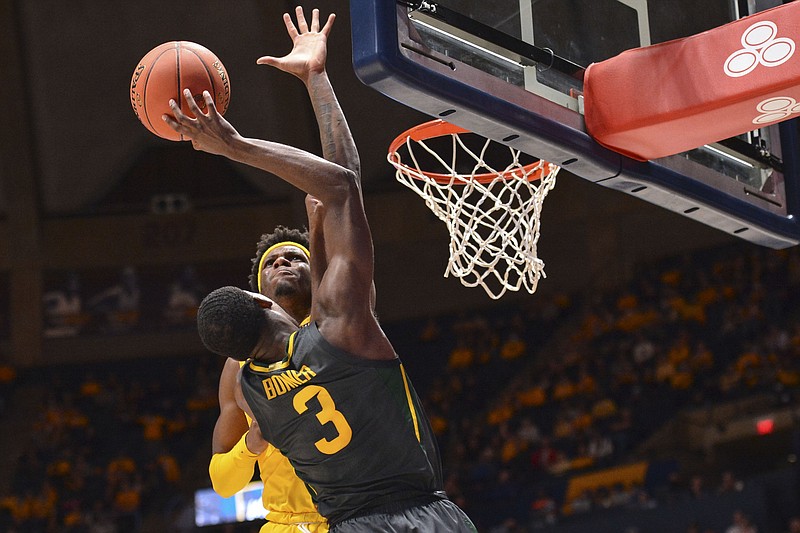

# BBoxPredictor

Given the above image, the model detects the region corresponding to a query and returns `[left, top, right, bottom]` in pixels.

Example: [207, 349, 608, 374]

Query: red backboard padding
[583, 1, 800, 161]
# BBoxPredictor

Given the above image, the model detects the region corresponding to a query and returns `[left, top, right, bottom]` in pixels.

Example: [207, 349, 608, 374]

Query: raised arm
[166, 91, 355, 201]
[165, 94, 391, 360]
[261, 6, 378, 312]
[257, 7, 361, 177]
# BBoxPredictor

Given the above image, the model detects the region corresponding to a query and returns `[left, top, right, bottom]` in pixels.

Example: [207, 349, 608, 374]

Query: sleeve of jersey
[208, 432, 259, 498]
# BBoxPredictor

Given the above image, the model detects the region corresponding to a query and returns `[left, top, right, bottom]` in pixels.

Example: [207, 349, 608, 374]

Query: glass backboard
[351, 0, 800, 248]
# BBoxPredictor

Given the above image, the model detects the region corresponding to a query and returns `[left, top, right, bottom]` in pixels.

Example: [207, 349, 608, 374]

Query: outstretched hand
[163, 89, 241, 156]
[256, 6, 335, 83]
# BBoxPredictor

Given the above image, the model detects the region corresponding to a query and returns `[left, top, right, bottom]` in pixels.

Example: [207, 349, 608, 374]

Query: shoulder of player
[315, 316, 396, 361]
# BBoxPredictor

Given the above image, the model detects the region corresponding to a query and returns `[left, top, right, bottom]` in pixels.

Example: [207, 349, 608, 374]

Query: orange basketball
[130, 41, 231, 141]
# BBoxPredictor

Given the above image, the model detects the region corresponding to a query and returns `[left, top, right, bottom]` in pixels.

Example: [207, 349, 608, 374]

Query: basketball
[130, 41, 231, 141]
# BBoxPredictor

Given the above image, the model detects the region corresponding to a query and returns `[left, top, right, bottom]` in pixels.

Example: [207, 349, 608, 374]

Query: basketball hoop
[388, 119, 560, 299]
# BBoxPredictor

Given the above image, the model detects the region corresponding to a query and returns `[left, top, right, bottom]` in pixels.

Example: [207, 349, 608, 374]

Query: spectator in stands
[569, 489, 593, 515]
[717, 470, 744, 494]
[726, 509, 757, 533]
[85, 500, 117, 533]
[632, 332, 656, 366]
[516, 376, 548, 410]
[448, 338, 475, 370]
[516, 416, 542, 446]
[111, 472, 143, 532]
[529, 488, 557, 529]
[587, 429, 614, 465]
[419, 316, 441, 343]
[629, 484, 657, 510]
[8, 229, 800, 529]
[688, 474, 708, 500]
[529, 437, 561, 473]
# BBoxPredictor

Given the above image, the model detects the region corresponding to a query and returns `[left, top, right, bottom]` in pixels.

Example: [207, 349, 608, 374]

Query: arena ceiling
[0, 0, 741, 312]
[0, 0, 438, 217]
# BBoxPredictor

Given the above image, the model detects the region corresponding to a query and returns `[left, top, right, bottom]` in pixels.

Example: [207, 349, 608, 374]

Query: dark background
[0, 0, 744, 367]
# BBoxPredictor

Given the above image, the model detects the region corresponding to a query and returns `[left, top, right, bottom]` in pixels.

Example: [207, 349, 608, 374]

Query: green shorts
[329, 499, 477, 533]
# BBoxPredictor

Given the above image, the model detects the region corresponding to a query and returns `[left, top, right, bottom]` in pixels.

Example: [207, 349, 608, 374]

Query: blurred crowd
[423, 245, 800, 531]
[0, 243, 799, 532]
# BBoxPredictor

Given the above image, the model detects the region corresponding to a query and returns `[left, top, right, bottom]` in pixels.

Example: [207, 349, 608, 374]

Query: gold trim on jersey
[247, 318, 309, 373]
[249, 331, 298, 373]
[399, 364, 421, 442]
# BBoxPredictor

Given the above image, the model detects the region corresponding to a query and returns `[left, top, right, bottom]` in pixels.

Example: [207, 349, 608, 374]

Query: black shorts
[329, 499, 477, 533]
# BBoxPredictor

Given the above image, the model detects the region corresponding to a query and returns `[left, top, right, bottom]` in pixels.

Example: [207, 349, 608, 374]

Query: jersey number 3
[293, 385, 353, 454]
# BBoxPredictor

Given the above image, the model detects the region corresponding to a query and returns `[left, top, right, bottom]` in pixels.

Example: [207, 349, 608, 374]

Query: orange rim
[388, 119, 551, 185]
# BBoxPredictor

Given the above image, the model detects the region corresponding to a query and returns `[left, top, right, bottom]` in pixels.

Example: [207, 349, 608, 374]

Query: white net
[388, 121, 560, 299]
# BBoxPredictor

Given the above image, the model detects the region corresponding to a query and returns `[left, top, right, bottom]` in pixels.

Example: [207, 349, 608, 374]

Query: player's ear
[251, 293, 272, 309]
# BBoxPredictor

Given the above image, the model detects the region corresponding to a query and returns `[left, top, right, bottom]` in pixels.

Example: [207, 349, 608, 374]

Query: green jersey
[241, 322, 446, 525]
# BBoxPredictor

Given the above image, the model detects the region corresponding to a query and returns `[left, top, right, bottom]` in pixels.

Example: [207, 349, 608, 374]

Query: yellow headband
[257, 241, 311, 293]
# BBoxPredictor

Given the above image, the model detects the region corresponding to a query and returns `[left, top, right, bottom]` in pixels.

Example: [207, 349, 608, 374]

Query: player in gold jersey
[210, 228, 323, 532]
[206, 7, 359, 531]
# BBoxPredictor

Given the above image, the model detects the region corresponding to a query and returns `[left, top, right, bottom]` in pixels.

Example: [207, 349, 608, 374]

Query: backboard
[351, 0, 800, 248]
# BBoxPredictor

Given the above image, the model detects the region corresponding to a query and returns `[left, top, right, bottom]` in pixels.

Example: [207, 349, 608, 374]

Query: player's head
[249, 226, 311, 315]
[197, 286, 264, 360]
[197, 286, 294, 361]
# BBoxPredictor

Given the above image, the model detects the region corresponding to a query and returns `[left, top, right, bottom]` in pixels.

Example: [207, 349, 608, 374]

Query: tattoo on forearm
[309, 74, 359, 174]
[318, 101, 337, 159]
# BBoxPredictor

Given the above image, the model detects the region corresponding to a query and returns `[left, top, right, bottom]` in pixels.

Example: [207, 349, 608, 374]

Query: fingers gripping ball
[130, 41, 231, 141]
